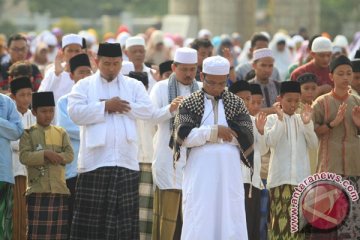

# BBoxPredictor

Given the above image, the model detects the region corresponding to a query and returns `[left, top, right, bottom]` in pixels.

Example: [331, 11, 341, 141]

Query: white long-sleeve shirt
[149, 79, 201, 190]
[11, 109, 36, 177]
[264, 113, 318, 189]
[68, 72, 153, 173]
[241, 116, 268, 189]
[38, 65, 74, 103]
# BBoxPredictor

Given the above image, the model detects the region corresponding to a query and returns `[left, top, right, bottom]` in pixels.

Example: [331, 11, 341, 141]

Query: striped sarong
[70, 166, 140, 240]
[269, 184, 305, 240]
[13, 176, 27, 240]
[26, 193, 68, 240]
[0, 182, 13, 240]
[139, 163, 154, 240]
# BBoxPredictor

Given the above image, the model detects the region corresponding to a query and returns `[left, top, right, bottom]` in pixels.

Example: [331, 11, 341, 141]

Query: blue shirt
[57, 94, 79, 179]
[0, 93, 24, 184]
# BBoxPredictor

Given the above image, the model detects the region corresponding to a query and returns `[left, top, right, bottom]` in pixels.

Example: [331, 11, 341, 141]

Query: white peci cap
[174, 47, 197, 64]
[202, 56, 230, 75]
[311, 37, 332, 53]
[62, 34, 83, 48]
[125, 36, 145, 49]
[252, 48, 274, 62]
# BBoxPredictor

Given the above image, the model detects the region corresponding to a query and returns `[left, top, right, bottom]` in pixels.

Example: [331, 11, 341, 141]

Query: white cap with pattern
[252, 48, 274, 62]
[125, 36, 145, 49]
[62, 34, 83, 48]
[202, 56, 230, 75]
[174, 47, 197, 64]
[311, 37, 332, 53]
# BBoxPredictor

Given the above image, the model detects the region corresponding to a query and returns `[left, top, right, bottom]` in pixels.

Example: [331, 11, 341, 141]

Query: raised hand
[222, 47, 234, 67]
[273, 102, 283, 121]
[352, 105, 360, 128]
[330, 102, 347, 127]
[218, 125, 238, 142]
[255, 111, 267, 135]
[301, 104, 313, 125]
[87, 50, 98, 73]
[55, 49, 64, 76]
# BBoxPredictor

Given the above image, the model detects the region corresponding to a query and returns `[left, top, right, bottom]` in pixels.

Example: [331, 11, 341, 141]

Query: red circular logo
[301, 182, 350, 230]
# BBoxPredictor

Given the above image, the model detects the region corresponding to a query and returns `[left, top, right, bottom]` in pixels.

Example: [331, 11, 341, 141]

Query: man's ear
[200, 72, 205, 82]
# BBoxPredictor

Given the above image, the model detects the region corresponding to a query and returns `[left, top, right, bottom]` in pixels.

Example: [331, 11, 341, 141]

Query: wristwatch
[326, 122, 333, 129]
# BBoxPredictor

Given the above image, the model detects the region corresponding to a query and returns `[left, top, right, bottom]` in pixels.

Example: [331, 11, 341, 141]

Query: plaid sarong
[26, 193, 68, 240]
[139, 163, 154, 240]
[70, 166, 140, 240]
[0, 182, 13, 240]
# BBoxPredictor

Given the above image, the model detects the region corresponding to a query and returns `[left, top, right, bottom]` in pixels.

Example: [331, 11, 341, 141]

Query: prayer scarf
[170, 89, 254, 170]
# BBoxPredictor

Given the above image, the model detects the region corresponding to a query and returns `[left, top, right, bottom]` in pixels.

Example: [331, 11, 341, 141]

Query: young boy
[229, 80, 268, 240]
[296, 72, 318, 174]
[56, 53, 92, 236]
[264, 81, 317, 239]
[9, 76, 36, 240]
[249, 83, 269, 240]
[20, 91, 74, 239]
[296, 72, 318, 111]
[312, 55, 360, 239]
[249, 83, 264, 116]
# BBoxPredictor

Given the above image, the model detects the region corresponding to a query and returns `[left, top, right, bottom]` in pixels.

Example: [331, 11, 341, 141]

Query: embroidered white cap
[174, 47, 197, 64]
[62, 34, 83, 48]
[125, 36, 145, 49]
[252, 48, 274, 62]
[202, 56, 230, 75]
[311, 36, 332, 53]
[121, 61, 135, 75]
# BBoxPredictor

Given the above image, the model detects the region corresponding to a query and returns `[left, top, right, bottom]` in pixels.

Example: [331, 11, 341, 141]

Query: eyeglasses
[203, 78, 227, 87]
[10, 47, 27, 53]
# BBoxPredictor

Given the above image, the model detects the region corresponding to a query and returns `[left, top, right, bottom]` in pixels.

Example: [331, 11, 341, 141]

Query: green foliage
[320, 0, 360, 37]
[0, 20, 18, 38]
[52, 17, 81, 34]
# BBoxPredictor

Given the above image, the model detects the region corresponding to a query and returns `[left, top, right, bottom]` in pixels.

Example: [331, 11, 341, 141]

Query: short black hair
[250, 33, 269, 48]
[8, 61, 33, 78]
[7, 33, 27, 47]
[190, 38, 213, 50]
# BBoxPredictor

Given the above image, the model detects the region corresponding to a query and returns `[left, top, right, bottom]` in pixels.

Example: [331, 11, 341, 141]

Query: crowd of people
[0, 25, 360, 240]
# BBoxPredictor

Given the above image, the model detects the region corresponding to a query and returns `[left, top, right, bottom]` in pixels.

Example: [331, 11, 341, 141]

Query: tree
[0, 20, 18, 38]
[52, 17, 81, 34]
